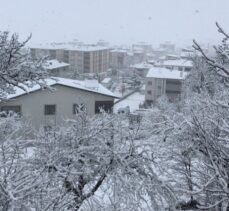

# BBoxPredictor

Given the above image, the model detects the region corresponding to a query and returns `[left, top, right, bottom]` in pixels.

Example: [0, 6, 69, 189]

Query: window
[84, 52, 90, 73]
[166, 90, 181, 94]
[147, 90, 152, 95]
[63, 50, 69, 63]
[44, 125, 53, 132]
[185, 67, 191, 72]
[49, 50, 57, 59]
[147, 81, 152, 85]
[73, 104, 86, 114]
[95, 101, 113, 114]
[1, 105, 21, 116]
[44, 105, 56, 115]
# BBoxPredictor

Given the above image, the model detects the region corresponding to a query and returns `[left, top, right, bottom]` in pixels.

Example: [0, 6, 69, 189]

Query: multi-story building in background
[145, 67, 187, 104]
[109, 49, 129, 69]
[132, 42, 152, 53]
[30, 44, 110, 75]
[131, 62, 153, 77]
[159, 42, 175, 53]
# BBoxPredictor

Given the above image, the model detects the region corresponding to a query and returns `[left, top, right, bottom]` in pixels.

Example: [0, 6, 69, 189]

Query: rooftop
[146, 67, 188, 80]
[44, 60, 70, 70]
[30, 44, 109, 52]
[131, 63, 153, 69]
[110, 49, 127, 53]
[101, 78, 111, 84]
[162, 59, 193, 67]
[5, 77, 118, 100]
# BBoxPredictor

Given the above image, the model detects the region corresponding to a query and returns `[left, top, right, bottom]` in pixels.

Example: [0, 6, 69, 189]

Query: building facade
[109, 49, 129, 69]
[145, 67, 186, 104]
[132, 42, 152, 53]
[30, 45, 110, 75]
[0, 78, 116, 128]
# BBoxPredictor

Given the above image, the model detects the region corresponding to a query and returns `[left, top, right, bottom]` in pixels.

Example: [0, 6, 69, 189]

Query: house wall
[165, 79, 182, 101]
[0, 85, 114, 129]
[145, 77, 166, 103]
[145, 77, 182, 103]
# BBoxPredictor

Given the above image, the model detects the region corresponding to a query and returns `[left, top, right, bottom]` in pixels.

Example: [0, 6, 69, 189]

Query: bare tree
[149, 23, 229, 210]
[0, 31, 48, 99]
[23, 111, 175, 211]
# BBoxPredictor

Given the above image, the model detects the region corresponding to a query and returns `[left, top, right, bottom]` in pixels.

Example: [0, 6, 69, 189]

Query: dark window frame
[95, 101, 113, 114]
[44, 104, 56, 115]
[73, 103, 86, 114]
[1, 105, 21, 116]
[147, 90, 152, 95]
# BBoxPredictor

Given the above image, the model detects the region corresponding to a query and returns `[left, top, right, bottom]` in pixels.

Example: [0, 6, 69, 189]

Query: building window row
[1, 105, 21, 117]
[0, 104, 87, 116]
[45, 104, 87, 115]
[1, 101, 114, 117]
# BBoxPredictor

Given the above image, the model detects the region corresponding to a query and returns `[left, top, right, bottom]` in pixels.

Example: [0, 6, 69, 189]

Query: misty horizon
[1, 0, 229, 47]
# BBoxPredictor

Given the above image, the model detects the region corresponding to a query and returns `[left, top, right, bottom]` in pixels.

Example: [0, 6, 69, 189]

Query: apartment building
[30, 44, 110, 75]
[145, 67, 187, 104]
[109, 49, 129, 69]
[159, 42, 175, 53]
[132, 42, 152, 53]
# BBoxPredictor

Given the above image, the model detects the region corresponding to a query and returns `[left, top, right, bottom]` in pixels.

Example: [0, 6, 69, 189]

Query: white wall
[0, 85, 114, 129]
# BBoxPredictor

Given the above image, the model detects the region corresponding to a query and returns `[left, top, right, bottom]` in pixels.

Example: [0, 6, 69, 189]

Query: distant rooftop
[146, 67, 187, 80]
[101, 78, 111, 84]
[131, 62, 153, 69]
[110, 49, 127, 53]
[30, 43, 109, 52]
[162, 59, 193, 67]
[45, 60, 69, 70]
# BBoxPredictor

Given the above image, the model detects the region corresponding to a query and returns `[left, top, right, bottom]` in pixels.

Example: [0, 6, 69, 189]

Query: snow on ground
[113, 91, 145, 113]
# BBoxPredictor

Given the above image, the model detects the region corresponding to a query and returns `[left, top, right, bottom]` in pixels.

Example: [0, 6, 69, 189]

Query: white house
[44, 59, 70, 78]
[0, 77, 117, 128]
[145, 67, 187, 104]
[131, 63, 153, 77]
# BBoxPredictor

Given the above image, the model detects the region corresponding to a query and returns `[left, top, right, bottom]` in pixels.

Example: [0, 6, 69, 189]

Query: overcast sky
[0, 0, 228, 47]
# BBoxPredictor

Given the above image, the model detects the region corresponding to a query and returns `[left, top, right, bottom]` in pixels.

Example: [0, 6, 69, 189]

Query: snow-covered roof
[147, 59, 156, 64]
[133, 49, 144, 54]
[110, 49, 127, 53]
[146, 67, 187, 80]
[6, 77, 118, 100]
[45, 60, 69, 70]
[30, 44, 109, 52]
[162, 59, 193, 67]
[113, 92, 145, 113]
[131, 63, 153, 69]
[101, 78, 111, 84]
